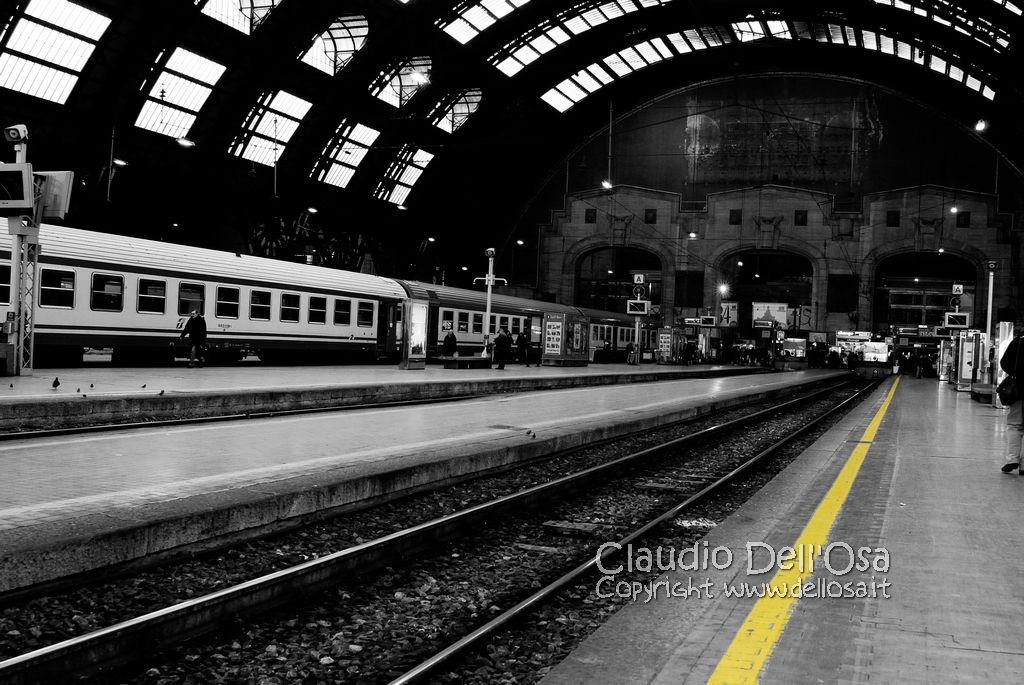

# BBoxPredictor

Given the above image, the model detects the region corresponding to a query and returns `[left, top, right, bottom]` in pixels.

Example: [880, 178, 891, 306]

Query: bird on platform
[8, 383, 12, 388]
[89, 383, 94, 388]
[141, 384, 147, 389]
[158, 389, 165, 396]
[51, 377, 60, 390]
[76, 387, 80, 392]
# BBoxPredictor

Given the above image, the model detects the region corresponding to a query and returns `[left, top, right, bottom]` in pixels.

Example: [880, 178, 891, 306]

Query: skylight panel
[301, 15, 368, 76]
[598, 2, 626, 20]
[231, 90, 312, 167]
[982, 85, 995, 99]
[929, 55, 947, 72]
[684, 29, 707, 49]
[370, 57, 432, 108]
[948, 64, 964, 81]
[635, 41, 663, 64]
[541, 89, 574, 112]
[438, 0, 530, 44]
[573, 70, 603, 92]
[199, 0, 279, 35]
[530, 33, 558, 54]
[312, 120, 380, 189]
[667, 33, 692, 53]
[861, 29, 878, 50]
[732, 21, 766, 42]
[765, 20, 792, 38]
[0, 0, 111, 104]
[650, 37, 673, 58]
[603, 53, 633, 76]
[135, 48, 225, 139]
[430, 88, 483, 133]
[374, 146, 434, 206]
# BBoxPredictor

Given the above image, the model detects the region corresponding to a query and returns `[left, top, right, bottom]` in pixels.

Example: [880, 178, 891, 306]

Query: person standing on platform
[494, 328, 512, 370]
[516, 331, 531, 367]
[180, 310, 207, 368]
[1000, 321, 1024, 474]
[442, 329, 458, 357]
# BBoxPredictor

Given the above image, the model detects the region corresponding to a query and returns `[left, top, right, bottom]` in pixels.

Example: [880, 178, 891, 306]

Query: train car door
[378, 300, 399, 360]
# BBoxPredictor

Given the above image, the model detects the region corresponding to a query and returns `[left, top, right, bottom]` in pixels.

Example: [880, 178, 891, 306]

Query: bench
[441, 355, 492, 369]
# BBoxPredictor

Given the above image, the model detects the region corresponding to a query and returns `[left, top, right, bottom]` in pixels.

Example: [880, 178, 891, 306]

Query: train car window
[472, 313, 482, 334]
[334, 299, 352, 325]
[458, 311, 468, 332]
[511, 318, 521, 334]
[216, 287, 240, 319]
[137, 279, 165, 314]
[0, 264, 10, 304]
[281, 293, 301, 322]
[499, 316, 508, 331]
[250, 290, 271, 320]
[178, 283, 205, 316]
[356, 301, 374, 327]
[90, 274, 123, 312]
[489, 315, 496, 335]
[441, 309, 454, 332]
[40, 269, 75, 308]
[309, 296, 327, 324]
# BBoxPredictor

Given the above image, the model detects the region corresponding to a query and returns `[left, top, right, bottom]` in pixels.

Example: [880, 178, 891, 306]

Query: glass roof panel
[488, 0, 675, 76]
[199, 0, 280, 35]
[437, 0, 530, 43]
[542, 23, 997, 113]
[0, 0, 110, 104]
[134, 48, 225, 139]
[374, 145, 434, 205]
[312, 119, 380, 189]
[732, 21, 766, 42]
[430, 88, 483, 133]
[231, 90, 313, 167]
[370, 57, 432, 108]
[0, 53, 76, 103]
[27, 0, 109, 40]
[301, 15, 368, 76]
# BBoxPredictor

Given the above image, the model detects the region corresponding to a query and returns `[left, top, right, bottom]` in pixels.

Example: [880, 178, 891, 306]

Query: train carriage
[2, 225, 407, 365]
[395, 280, 579, 361]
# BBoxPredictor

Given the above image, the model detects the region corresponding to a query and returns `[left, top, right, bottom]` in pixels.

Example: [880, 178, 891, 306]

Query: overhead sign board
[627, 300, 649, 315]
[633, 274, 645, 284]
[951, 284, 964, 295]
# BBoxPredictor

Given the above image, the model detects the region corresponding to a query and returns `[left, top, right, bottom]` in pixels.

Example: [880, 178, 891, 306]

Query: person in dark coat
[494, 328, 512, 369]
[1000, 323, 1024, 473]
[442, 330, 458, 357]
[516, 331, 531, 367]
[180, 310, 207, 368]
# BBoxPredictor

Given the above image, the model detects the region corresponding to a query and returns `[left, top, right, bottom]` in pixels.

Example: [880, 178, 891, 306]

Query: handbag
[998, 375, 1019, 405]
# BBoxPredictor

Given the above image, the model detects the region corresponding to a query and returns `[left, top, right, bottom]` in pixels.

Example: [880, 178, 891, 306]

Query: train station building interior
[0, 0, 1022, 361]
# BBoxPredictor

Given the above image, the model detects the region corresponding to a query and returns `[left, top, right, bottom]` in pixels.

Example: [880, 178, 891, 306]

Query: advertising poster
[545, 318, 564, 355]
[752, 302, 787, 327]
[719, 301, 738, 327]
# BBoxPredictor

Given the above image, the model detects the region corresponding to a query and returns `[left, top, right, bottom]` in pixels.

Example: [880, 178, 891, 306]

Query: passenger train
[0, 225, 649, 366]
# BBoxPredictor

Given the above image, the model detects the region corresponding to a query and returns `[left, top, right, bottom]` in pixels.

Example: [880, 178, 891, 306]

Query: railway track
[0, 377, 871, 684]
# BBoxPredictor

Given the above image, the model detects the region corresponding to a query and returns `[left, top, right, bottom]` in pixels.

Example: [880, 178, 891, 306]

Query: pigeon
[51, 377, 60, 390]
[89, 383, 94, 388]
[76, 387, 80, 392]
[8, 383, 12, 388]
[158, 389, 165, 396]
[141, 384, 147, 389]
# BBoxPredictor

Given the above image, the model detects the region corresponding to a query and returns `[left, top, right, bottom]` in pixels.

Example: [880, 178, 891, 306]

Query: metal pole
[986, 268, 995, 384]
[484, 251, 494, 357]
[106, 126, 115, 203]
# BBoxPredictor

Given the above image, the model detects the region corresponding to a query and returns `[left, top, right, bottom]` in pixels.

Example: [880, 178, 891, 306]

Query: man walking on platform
[180, 310, 207, 368]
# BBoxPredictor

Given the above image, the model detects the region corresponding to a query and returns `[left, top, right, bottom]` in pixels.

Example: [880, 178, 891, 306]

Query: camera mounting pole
[4, 123, 38, 375]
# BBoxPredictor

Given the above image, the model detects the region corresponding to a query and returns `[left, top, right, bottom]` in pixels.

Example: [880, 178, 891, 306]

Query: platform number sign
[633, 274, 645, 285]
[951, 284, 964, 295]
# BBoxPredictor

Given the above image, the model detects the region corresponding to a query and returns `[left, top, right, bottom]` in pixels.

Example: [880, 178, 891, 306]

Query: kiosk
[541, 311, 590, 366]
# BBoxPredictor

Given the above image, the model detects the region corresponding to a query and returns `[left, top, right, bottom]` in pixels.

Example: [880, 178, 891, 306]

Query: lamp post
[473, 248, 505, 357]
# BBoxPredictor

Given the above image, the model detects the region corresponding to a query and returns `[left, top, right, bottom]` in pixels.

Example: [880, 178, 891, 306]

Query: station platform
[0, 364, 834, 594]
[541, 374, 1024, 684]
[0, 360, 767, 433]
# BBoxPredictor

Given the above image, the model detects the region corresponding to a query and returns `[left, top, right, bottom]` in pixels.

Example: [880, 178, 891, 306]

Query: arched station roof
[0, 0, 1020, 278]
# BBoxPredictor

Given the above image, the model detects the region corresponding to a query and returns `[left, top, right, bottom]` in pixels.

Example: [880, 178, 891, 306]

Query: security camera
[485, 248, 495, 257]
[3, 124, 27, 143]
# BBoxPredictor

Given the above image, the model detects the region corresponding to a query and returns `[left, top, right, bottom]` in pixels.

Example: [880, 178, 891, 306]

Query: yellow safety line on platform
[707, 377, 900, 684]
